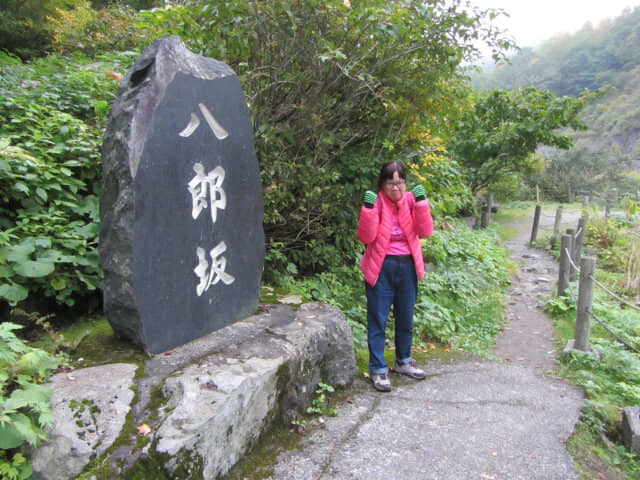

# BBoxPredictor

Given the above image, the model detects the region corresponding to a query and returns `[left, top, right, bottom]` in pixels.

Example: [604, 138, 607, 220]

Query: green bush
[0, 322, 61, 480]
[0, 51, 134, 307]
[419, 223, 511, 348]
[283, 221, 511, 358]
[0, 0, 82, 59]
[188, 0, 508, 275]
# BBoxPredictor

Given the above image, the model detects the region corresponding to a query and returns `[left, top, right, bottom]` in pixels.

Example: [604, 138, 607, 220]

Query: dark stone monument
[100, 36, 264, 354]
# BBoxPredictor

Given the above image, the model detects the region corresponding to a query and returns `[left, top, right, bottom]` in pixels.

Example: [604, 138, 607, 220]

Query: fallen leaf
[105, 70, 123, 82]
[363, 372, 370, 379]
[491, 451, 498, 457]
[137, 423, 152, 436]
[347, 397, 355, 404]
[318, 417, 326, 424]
[444, 345, 450, 352]
[428, 343, 436, 350]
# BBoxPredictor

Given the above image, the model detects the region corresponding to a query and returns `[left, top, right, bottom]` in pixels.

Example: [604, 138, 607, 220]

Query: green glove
[363, 190, 377, 208]
[412, 185, 426, 201]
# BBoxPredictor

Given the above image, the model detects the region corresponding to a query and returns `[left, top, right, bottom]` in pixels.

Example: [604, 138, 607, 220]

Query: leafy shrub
[187, 0, 510, 275]
[284, 221, 511, 357]
[0, 322, 61, 480]
[0, 0, 84, 59]
[0, 0, 172, 60]
[0, 51, 133, 307]
[585, 214, 640, 297]
[48, 2, 194, 57]
[418, 223, 511, 347]
[414, 155, 474, 217]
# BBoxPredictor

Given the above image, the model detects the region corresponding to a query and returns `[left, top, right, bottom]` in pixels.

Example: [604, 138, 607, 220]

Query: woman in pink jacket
[357, 161, 434, 392]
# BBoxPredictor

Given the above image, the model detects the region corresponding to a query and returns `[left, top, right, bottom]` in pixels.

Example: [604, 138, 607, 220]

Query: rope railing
[563, 282, 640, 354]
[532, 204, 640, 353]
[563, 248, 640, 314]
[562, 247, 640, 352]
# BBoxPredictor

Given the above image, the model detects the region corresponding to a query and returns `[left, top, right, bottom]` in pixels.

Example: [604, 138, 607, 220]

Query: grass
[31, 315, 149, 368]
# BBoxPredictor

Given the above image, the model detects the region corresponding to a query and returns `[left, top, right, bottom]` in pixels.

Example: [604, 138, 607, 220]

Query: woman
[357, 161, 434, 392]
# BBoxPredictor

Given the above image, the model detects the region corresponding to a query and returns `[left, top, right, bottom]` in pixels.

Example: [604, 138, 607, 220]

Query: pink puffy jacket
[357, 191, 434, 287]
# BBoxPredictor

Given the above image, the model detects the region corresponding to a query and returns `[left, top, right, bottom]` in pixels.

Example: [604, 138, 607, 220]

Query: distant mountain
[471, 6, 640, 165]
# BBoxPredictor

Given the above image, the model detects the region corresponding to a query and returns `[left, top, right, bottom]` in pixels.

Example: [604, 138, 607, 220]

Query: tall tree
[449, 87, 591, 194]
[0, 0, 90, 58]
[190, 0, 514, 272]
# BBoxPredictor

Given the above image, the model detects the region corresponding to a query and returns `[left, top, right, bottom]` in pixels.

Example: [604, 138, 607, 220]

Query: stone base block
[623, 407, 640, 453]
[30, 302, 356, 480]
[562, 340, 601, 361]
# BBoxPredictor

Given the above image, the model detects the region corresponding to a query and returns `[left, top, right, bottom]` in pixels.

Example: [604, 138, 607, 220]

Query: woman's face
[382, 171, 406, 203]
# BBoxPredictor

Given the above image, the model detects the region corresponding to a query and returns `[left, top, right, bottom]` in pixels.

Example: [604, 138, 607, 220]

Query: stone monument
[100, 36, 264, 354]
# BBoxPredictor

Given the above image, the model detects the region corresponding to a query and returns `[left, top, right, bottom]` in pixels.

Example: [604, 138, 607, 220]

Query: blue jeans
[366, 256, 418, 374]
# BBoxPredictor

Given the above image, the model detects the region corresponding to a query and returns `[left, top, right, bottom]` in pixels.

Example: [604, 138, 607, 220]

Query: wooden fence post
[550, 205, 563, 248]
[575, 256, 597, 352]
[566, 228, 576, 282]
[573, 217, 587, 268]
[558, 234, 572, 296]
[530, 205, 541, 244]
[480, 203, 489, 228]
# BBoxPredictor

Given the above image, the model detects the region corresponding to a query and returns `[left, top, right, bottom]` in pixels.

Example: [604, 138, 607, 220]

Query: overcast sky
[470, 0, 640, 50]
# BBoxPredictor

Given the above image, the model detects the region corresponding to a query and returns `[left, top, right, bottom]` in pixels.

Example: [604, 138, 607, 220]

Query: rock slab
[30, 302, 356, 480]
[30, 363, 138, 480]
[100, 35, 264, 354]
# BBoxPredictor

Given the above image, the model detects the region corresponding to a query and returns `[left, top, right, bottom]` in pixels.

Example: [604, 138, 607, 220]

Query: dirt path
[492, 208, 631, 480]
[493, 217, 562, 372]
[493, 209, 583, 371]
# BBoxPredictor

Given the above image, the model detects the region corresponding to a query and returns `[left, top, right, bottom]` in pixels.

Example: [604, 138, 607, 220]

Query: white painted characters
[181, 104, 234, 296]
[179, 103, 229, 140]
[188, 163, 226, 224]
[194, 242, 235, 296]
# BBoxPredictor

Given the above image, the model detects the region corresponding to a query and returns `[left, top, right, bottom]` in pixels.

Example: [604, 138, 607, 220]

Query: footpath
[261, 211, 586, 480]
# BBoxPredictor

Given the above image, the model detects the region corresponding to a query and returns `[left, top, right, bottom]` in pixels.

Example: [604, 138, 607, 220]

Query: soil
[492, 216, 563, 373]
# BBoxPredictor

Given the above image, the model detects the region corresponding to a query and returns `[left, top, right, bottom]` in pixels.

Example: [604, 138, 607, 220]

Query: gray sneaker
[370, 373, 391, 392]
[394, 360, 426, 380]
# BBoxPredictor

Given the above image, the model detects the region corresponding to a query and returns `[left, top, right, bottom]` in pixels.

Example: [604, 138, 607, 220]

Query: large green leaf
[50, 277, 66, 290]
[0, 412, 46, 447]
[3, 239, 36, 263]
[0, 419, 24, 449]
[13, 260, 55, 278]
[4, 383, 52, 412]
[0, 282, 29, 304]
[72, 222, 99, 239]
[0, 265, 14, 278]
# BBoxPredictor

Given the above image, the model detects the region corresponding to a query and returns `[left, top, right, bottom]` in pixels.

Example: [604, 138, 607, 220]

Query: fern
[0, 322, 60, 479]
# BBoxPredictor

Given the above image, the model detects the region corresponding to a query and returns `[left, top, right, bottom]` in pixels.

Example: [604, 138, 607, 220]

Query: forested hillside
[472, 6, 640, 192]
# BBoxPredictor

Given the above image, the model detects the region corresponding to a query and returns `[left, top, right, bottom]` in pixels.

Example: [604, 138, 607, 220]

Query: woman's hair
[376, 161, 406, 191]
